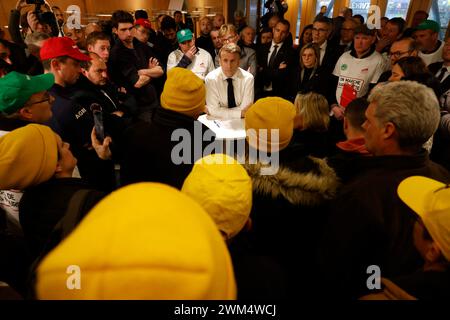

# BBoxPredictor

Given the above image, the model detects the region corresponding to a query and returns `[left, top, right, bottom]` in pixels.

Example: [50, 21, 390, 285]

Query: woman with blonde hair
[291, 43, 335, 103]
[288, 92, 331, 158]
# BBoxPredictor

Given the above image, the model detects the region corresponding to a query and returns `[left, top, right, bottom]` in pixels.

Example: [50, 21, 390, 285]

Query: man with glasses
[0, 71, 55, 232]
[338, 19, 357, 55]
[378, 37, 418, 83]
[216, 24, 256, 77]
[312, 17, 340, 76]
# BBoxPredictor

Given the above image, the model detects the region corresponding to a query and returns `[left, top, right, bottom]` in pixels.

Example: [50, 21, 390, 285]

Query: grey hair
[368, 81, 440, 149]
[24, 32, 51, 46]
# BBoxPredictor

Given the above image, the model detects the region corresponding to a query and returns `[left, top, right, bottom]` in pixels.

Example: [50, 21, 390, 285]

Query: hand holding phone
[90, 103, 104, 143]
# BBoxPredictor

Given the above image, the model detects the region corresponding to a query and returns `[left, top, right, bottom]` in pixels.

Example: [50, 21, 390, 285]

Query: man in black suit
[312, 17, 340, 76]
[256, 19, 295, 99]
[429, 36, 450, 110]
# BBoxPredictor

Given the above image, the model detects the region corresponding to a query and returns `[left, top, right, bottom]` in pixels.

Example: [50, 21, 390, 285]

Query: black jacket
[47, 84, 116, 192]
[119, 108, 215, 189]
[318, 150, 450, 298]
[70, 75, 134, 141]
[291, 66, 337, 103]
[318, 41, 341, 77]
[256, 42, 296, 99]
[196, 35, 214, 57]
[391, 268, 450, 300]
[242, 152, 339, 297]
[109, 38, 161, 111]
[429, 61, 450, 102]
[19, 178, 104, 261]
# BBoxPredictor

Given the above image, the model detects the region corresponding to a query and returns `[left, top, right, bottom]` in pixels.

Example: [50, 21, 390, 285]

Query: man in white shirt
[414, 20, 444, 66]
[205, 43, 254, 119]
[332, 24, 388, 119]
[167, 29, 215, 80]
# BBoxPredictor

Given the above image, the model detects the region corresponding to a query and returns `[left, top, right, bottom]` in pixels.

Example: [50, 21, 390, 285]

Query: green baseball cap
[415, 20, 440, 33]
[0, 72, 55, 115]
[177, 29, 193, 43]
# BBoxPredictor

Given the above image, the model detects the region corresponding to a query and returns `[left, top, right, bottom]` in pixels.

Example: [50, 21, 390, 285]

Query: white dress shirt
[205, 67, 254, 119]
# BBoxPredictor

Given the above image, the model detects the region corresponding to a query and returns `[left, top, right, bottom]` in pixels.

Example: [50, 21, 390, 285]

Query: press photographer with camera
[8, 0, 59, 47]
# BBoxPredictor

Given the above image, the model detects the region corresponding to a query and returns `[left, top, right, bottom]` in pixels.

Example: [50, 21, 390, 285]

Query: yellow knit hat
[160, 67, 206, 118]
[0, 124, 58, 190]
[36, 183, 237, 300]
[245, 97, 296, 153]
[182, 154, 252, 240]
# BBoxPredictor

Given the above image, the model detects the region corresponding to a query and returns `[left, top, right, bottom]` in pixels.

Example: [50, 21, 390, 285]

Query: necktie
[268, 45, 279, 68]
[226, 78, 237, 108]
[437, 67, 448, 82]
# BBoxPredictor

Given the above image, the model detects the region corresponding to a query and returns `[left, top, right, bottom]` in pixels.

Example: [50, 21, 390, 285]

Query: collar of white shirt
[270, 40, 284, 51]
[219, 67, 243, 81]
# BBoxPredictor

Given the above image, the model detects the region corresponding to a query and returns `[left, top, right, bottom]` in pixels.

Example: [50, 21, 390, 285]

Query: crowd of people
[0, 2, 450, 300]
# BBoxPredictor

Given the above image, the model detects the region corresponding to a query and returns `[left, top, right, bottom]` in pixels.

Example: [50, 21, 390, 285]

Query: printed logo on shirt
[75, 108, 87, 119]
[341, 64, 348, 71]
[338, 76, 365, 92]
[361, 67, 369, 73]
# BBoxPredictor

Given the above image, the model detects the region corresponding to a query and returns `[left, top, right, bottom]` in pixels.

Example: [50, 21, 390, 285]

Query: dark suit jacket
[429, 62, 450, 100]
[290, 66, 337, 104]
[256, 42, 296, 99]
[318, 41, 341, 77]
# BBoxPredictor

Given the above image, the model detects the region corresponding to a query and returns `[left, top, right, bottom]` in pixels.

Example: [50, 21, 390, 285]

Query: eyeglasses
[222, 35, 237, 43]
[312, 28, 328, 33]
[389, 50, 411, 58]
[24, 93, 54, 107]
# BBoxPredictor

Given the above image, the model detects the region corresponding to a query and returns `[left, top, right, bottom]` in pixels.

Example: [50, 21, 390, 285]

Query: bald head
[85, 23, 102, 37]
[81, 52, 108, 86]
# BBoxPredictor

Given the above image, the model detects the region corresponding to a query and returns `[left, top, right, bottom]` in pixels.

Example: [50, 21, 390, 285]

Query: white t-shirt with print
[0, 130, 22, 233]
[333, 50, 388, 106]
[167, 47, 215, 80]
[419, 40, 444, 66]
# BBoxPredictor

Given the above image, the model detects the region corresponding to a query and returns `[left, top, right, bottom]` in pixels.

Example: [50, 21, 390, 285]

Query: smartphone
[90, 103, 104, 143]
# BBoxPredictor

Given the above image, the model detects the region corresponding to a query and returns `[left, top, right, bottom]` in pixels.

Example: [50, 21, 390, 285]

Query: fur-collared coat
[238, 155, 339, 297]
[243, 155, 339, 254]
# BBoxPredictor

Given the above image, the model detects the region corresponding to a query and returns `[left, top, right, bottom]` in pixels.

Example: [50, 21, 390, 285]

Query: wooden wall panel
[0, 0, 225, 33]
[299, 0, 317, 39]
[405, 0, 432, 27]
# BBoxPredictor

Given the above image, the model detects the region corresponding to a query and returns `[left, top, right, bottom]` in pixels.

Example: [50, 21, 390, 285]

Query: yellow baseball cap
[397, 176, 450, 261]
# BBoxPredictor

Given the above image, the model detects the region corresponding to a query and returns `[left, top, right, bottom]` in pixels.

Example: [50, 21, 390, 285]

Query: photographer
[8, 0, 58, 47]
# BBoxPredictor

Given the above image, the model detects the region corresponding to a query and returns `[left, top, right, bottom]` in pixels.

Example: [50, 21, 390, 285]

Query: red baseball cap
[135, 18, 152, 29]
[40, 37, 91, 61]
